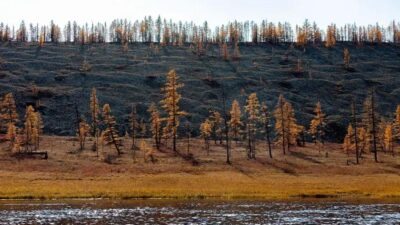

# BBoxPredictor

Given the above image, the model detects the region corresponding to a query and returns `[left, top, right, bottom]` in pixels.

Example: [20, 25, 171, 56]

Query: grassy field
[0, 136, 399, 201]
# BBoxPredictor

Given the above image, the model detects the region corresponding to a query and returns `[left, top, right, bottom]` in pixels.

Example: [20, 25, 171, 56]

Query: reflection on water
[0, 200, 399, 224]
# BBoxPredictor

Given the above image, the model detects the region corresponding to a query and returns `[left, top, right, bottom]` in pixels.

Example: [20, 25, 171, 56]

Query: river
[0, 199, 399, 224]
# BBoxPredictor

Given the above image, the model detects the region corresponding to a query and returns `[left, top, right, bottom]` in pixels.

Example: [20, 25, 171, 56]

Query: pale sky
[0, 0, 399, 28]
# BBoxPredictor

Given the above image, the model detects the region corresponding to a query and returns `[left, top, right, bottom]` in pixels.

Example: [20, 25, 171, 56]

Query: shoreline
[0, 195, 400, 204]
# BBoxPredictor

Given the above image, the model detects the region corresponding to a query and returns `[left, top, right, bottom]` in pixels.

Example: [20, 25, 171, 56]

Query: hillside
[0, 42, 399, 139]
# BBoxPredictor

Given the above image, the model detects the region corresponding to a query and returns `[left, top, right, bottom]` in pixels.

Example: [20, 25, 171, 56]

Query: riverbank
[1, 172, 400, 201]
[0, 136, 399, 201]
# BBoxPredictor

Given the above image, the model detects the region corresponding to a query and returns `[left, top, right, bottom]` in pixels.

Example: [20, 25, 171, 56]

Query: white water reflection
[0, 200, 399, 224]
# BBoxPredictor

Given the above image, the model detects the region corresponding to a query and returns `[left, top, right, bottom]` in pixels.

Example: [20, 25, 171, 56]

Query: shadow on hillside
[230, 163, 255, 178]
[290, 151, 323, 164]
[157, 146, 200, 166]
[257, 158, 298, 176]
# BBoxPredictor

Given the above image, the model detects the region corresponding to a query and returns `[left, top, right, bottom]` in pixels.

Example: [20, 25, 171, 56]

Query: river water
[0, 199, 399, 224]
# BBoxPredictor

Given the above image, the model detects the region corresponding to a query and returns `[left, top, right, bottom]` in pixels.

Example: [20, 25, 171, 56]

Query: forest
[0, 17, 400, 45]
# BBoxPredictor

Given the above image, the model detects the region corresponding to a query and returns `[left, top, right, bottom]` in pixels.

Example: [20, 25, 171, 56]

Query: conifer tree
[77, 120, 90, 151]
[352, 99, 360, 163]
[232, 42, 240, 60]
[274, 95, 301, 154]
[102, 104, 122, 155]
[6, 123, 18, 151]
[284, 101, 301, 152]
[209, 111, 223, 144]
[148, 103, 161, 150]
[343, 124, 354, 156]
[358, 127, 367, 157]
[245, 93, 260, 159]
[140, 140, 155, 163]
[261, 103, 272, 158]
[39, 33, 45, 47]
[90, 88, 100, 153]
[221, 85, 231, 164]
[309, 101, 325, 150]
[160, 69, 185, 152]
[139, 119, 147, 138]
[34, 111, 43, 151]
[362, 91, 379, 162]
[383, 123, 394, 155]
[325, 25, 336, 48]
[24, 106, 39, 152]
[394, 105, 400, 141]
[229, 100, 242, 143]
[221, 42, 229, 61]
[344, 48, 350, 69]
[200, 118, 212, 155]
[129, 104, 139, 150]
[1, 93, 19, 127]
[274, 95, 287, 155]
[296, 29, 307, 48]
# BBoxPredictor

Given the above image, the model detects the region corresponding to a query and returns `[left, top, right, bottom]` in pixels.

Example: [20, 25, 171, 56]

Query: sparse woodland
[0, 68, 399, 165]
[1, 18, 400, 45]
[0, 18, 400, 166]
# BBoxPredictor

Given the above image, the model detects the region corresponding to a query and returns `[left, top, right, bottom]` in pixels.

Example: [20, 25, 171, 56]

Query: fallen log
[15, 151, 48, 160]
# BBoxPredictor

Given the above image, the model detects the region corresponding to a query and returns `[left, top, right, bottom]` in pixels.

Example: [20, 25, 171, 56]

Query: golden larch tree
[1, 93, 19, 132]
[209, 111, 223, 144]
[325, 25, 336, 48]
[261, 102, 273, 158]
[23, 106, 39, 152]
[140, 140, 155, 163]
[284, 101, 301, 152]
[274, 95, 287, 155]
[34, 111, 43, 151]
[221, 42, 229, 61]
[274, 95, 301, 154]
[90, 88, 100, 153]
[232, 42, 240, 60]
[296, 29, 307, 48]
[129, 104, 139, 150]
[160, 69, 185, 152]
[200, 118, 212, 155]
[358, 127, 367, 156]
[77, 120, 90, 151]
[6, 123, 18, 152]
[229, 100, 242, 143]
[139, 119, 147, 138]
[245, 93, 260, 159]
[394, 105, 400, 141]
[309, 101, 326, 150]
[343, 48, 350, 69]
[362, 92, 379, 162]
[383, 123, 394, 155]
[102, 104, 122, 155]
[148, 103, 162, 150]
[343, 124, 354, 156]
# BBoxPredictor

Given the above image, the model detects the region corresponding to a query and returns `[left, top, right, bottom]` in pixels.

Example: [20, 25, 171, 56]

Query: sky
[0, 0, 399, 28]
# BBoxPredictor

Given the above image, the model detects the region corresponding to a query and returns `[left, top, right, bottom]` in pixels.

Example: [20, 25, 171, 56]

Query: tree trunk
[280, 103, 286, 155]
[352, 99, 359, 164]
[265, 122, 272, 159]
[371, 90, 378, 163]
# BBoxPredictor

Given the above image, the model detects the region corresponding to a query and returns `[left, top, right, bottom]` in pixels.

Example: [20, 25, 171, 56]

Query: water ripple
[0, 201, 399, 224]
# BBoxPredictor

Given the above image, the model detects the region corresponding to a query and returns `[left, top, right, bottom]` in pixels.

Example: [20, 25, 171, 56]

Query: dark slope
[0, 42, 399, 140]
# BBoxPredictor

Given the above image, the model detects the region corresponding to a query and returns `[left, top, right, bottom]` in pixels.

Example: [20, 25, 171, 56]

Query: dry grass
[0, 136, 399, 201]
